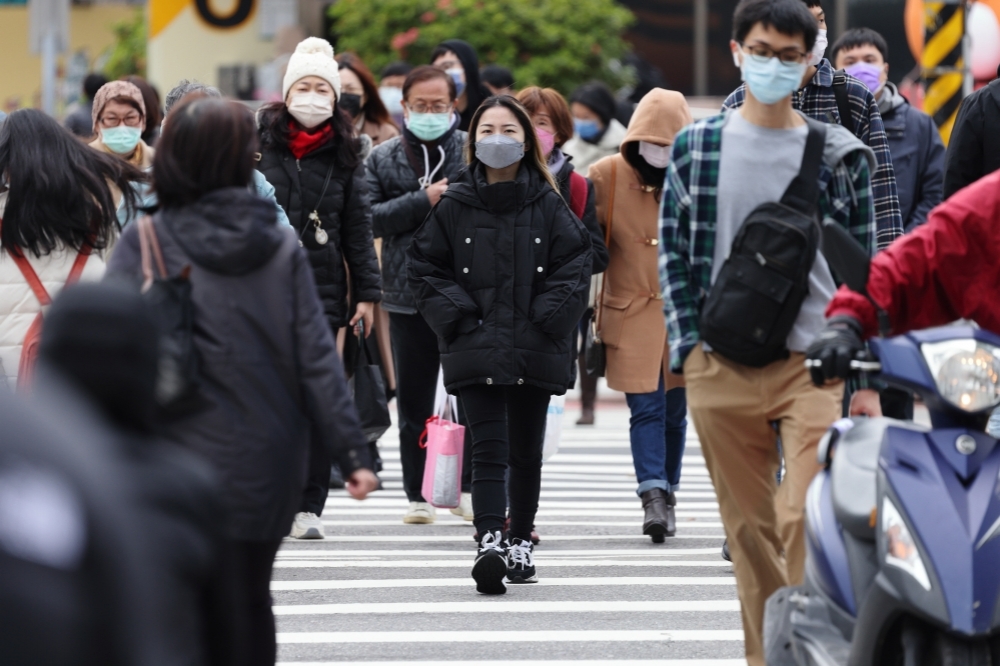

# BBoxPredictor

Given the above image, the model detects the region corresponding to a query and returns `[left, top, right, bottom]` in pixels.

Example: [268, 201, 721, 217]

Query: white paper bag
[542, 395, 565, 462]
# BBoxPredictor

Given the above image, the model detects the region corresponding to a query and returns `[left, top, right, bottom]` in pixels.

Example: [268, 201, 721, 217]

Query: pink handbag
[419, 404, 465, 509]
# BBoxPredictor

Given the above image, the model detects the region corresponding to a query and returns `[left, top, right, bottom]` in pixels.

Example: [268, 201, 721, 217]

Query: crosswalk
[273, 401, 743, 665]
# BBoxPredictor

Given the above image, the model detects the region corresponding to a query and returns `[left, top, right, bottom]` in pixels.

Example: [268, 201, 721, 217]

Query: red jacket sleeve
[826, 169, 1000, 338]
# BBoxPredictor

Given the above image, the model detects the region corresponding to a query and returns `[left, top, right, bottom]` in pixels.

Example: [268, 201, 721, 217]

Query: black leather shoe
[721, 539, 732, 562]
[641, 488, 671, 543]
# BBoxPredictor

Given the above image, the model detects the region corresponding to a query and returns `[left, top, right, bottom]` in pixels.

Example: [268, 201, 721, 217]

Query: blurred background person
[37, 281, 232, 666]
[337, 52, 400, 148]
[125, 75, 164, 148]
[481, 64, 515, 96]
[367, 65, 469, 525]
[832, 28, 944, 232]
[88, 80, 154, 227]
[256, 37, 382, 538]
[379, 61, 413, 128]
[944, 68, 1000, 197]
[105, 96, 378, 666]
[64, 72, 108, 139]
[0, 108, 141, 389]
[517, 85, 609, 425]
[563, 81, 628, 175]
[430, 39, 489, 131]
[588, 89, 692, 542]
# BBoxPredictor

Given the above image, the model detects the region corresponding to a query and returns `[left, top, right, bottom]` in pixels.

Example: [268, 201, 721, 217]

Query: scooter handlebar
[804, 359, 882, 372]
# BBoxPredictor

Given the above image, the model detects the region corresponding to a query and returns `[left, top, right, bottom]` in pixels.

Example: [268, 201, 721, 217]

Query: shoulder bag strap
[595, 159, 618, 331]
[780, 118, 827, 214]
[832, 71, 857, 135]
[138, 216, 168, 292]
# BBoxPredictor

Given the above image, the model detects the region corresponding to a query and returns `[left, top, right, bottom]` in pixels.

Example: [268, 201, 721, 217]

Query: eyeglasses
[741, 43, 808, 66]
[100, 113, 143, 128]
[407, 103, 452, 114]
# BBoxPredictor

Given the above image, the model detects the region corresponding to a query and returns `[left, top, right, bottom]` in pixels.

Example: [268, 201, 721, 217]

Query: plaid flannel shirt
[723, 59, 902, 250]
[658, 113, 877, 373]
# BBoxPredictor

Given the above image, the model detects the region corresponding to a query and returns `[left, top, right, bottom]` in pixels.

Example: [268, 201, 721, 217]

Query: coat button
[535, 238, 541, 244]
[537, 266, 543, 272]
[517, 378, 524, 385]
[463, 267, 469, 273]
[465, 238, 471, 243]
[486, 378, 493, 385]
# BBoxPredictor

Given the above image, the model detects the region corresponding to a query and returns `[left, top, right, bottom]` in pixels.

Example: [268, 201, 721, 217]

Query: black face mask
[339, 93, 363, 119]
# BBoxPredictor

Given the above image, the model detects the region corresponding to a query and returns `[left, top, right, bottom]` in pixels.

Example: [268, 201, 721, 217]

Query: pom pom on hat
[282, 37, 341, 102]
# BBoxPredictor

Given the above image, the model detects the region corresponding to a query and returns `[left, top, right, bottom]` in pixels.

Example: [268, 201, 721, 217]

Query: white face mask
[287, 91, 334, 129]
[808, 29, 828, 67]
[638, 140, 671, 168]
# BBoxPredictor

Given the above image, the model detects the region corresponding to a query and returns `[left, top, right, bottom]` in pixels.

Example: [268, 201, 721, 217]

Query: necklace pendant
[314, 226, 329, 245]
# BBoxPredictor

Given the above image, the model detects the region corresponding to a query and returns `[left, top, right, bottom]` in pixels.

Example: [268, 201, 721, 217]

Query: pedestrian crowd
[3, 0, 996, 662]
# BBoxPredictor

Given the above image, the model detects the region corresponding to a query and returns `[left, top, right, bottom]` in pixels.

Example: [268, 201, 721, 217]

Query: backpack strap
[568, 171, 588, 220]
[832, 70, 857, 135]
[8, 243, 92, 307]
[780, 118, 827, 215]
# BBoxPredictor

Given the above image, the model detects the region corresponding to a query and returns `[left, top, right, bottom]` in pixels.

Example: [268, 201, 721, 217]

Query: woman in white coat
[0, 109, 142, 388]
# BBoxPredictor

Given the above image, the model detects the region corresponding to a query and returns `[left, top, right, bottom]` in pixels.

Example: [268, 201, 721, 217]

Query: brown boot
[641, 488, 675, 543]
[576, 355, 597, 425]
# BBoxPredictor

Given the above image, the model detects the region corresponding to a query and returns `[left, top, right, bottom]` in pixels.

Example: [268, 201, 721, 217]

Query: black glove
[806, 316, 864, 386]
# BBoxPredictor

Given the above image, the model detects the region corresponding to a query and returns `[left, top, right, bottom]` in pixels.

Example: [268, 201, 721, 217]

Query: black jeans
[390, 311, 472, 502]
[459, 383, 550, 540]
[300, 426, 331, 516]
[225, 539, 283, 666]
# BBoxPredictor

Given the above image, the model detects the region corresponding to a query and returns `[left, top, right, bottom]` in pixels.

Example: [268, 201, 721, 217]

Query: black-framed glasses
[741, 43, 808, 66]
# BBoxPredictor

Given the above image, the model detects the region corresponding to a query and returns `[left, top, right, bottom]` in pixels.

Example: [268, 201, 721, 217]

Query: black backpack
[699, 117, 827, 368]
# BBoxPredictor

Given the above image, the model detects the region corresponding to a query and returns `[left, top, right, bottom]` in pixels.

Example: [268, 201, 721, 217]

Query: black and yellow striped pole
[921, 0, 970, 145]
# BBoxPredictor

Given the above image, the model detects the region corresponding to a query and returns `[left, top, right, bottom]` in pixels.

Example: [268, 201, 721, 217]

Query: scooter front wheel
[901, 622, 996, 666]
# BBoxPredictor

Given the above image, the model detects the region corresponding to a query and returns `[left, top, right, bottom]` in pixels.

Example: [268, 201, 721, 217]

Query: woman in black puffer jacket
[408, 96, 592, 595]
[255, 37, 382, 538]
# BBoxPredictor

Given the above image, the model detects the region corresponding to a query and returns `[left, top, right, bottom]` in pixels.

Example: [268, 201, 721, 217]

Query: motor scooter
[764, 222, 1000, 665]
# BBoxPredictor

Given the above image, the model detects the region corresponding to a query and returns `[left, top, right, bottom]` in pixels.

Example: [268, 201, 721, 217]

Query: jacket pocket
[598, 292, 632, 349]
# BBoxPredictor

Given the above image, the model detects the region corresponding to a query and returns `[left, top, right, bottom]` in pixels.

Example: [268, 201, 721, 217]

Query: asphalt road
[272, 403, 743, 666]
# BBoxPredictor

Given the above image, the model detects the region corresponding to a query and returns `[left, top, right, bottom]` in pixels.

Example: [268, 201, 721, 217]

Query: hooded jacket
[563, 118, 628, 176]
[256, 111, 382, 330]
[437, 39, 490, 132]
[944, 77, 1000, 198]
[589, 89, 691, 394]
[105, 187, 372, 541]
[366, 123, 467, 313]
[407, 163, 593, 394]
[878, 82, 945, 231]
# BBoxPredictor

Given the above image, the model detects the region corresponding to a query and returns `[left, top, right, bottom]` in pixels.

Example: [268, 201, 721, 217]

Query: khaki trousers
[683, 345, 842, 666]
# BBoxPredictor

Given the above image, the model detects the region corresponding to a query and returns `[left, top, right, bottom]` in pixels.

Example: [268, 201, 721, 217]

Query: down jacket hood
[621, 88, 692, 153]
[161, 187, 282, 276]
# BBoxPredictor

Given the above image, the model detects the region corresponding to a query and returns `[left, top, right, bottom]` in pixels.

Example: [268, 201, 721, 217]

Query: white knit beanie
[282, 37, 341, 101]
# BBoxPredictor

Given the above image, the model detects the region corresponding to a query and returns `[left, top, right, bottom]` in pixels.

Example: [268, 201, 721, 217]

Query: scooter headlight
[921, 340, 1000, 412]
[882, 497, 932, 591]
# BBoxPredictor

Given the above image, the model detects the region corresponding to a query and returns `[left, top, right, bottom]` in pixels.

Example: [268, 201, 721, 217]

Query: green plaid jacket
[658, 113, 876, 373]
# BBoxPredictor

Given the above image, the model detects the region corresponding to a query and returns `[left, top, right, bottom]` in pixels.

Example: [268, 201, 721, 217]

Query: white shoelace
[479, 530, 506, 554]
[508, 540, 533, 567]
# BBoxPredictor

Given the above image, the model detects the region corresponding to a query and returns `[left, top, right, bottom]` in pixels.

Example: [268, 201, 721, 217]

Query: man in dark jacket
[944, 67, 1000, 198]
[366, 65, 469, 524]
[430, 39, 490, 132]
[64, 72, 108, 138]
[832, 28, 945, 232]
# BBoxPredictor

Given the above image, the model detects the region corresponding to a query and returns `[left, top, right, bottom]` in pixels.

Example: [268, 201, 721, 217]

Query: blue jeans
[625, 375, 687, 496]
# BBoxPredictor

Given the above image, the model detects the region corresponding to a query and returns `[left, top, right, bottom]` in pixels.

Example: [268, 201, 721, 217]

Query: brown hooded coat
[588, 89, 692, 394]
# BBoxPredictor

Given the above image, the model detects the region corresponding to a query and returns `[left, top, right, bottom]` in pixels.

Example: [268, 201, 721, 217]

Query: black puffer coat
[408, 164, 593, 394]
[106, 188, 372, 541]
[553, 151, 609, 274]
[257, 117, 381, 330]
[367, 124, 467, 314]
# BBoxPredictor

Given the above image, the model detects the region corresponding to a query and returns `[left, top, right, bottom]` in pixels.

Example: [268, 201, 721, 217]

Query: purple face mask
[845, 62, 883, 93]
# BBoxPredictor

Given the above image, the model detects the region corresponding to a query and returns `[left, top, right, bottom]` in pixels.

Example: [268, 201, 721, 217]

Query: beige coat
[588, 89, 692, 394]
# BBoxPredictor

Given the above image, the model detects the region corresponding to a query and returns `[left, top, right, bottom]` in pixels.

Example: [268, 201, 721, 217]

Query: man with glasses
[723, 0, 902, 252]
[365, 65, 471, 525]
[658, 1, 876, 662]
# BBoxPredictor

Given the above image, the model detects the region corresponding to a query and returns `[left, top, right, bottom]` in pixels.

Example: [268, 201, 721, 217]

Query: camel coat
[588, 89, 692, 394]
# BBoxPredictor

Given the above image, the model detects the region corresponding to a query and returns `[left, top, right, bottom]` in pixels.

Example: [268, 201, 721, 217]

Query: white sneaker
[403, 501, 436, 524]
[290, 512, 324, 539]
[450, 492, 474, 521]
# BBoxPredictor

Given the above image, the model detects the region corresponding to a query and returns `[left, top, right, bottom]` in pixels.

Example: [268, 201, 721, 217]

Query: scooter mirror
[821, 218, 871, 296]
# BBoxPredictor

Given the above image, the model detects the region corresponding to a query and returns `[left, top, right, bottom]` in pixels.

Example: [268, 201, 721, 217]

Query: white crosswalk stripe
[273, 404, 741, 663]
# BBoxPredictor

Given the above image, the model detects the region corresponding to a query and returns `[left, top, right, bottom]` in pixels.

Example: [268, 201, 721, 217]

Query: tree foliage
[103, 10, 146, 80]
[328, 0, 635, 95]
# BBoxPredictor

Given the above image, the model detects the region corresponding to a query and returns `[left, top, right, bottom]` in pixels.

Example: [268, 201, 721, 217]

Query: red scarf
[288, 121, 334, 160]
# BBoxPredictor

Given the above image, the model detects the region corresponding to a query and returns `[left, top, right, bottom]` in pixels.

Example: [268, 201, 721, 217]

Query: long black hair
[466, 95, 559, 194]
[0, 109, 144, 258]
[257, 99, 360, 170]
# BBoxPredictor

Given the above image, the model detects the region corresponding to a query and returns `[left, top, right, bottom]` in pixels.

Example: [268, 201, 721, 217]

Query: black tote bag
[349, 323, 392, 443]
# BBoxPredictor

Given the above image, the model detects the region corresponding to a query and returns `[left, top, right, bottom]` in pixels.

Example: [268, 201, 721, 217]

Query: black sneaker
[472, 530, 508, 595]
[506, 537, 538, 584]
[721, 539, 732, 562]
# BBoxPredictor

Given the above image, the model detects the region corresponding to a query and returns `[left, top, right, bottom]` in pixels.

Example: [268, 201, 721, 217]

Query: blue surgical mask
[446, 68, 466, 98]
[100, 126, 142, 155]
[406, 111, 452, 142]
[379, 86, 404, 115]
[740, 53, 807, 105]
[574, 118, 601, 141]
